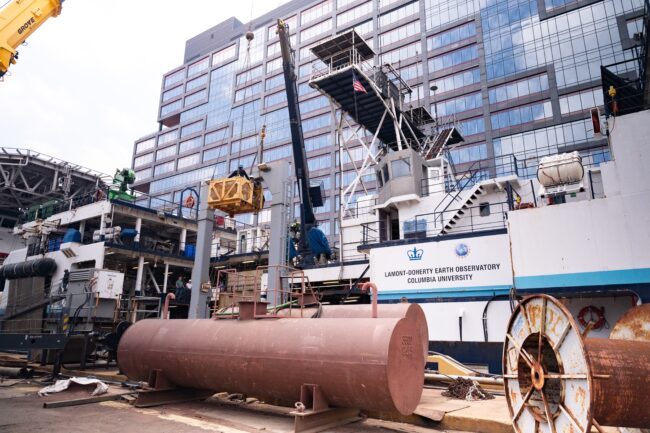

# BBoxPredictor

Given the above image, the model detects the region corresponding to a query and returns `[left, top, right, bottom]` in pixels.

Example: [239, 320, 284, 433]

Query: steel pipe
[118, 315, 426, 415]
[503, 295, 650, 433]
[276, 302, 429, 363]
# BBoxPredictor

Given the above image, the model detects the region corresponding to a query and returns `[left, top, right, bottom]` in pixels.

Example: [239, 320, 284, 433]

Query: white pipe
[134, 256, 145, 296]
[134, 217, 142, 243]
[179, 228, 187, 253]
[162, 263, 169, 293]
[424, 373, 504, 386]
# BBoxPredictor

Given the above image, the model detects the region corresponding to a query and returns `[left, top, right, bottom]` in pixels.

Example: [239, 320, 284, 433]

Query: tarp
[38, 377, 109, 397]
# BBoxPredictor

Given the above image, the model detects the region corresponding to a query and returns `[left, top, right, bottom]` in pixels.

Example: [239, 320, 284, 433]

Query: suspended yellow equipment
[207, 176, 264, 217]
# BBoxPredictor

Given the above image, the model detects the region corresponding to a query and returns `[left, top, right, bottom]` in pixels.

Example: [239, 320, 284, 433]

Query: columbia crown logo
[407, 247, 423, 261]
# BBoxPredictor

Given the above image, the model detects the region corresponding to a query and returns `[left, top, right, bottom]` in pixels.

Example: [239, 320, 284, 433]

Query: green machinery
[108, 168, 136, 201]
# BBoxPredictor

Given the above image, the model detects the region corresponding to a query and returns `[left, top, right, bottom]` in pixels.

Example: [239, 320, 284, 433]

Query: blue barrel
[184, 244, 196, 258]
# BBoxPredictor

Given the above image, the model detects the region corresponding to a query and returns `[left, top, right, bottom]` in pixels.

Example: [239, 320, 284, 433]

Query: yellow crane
[0, 0, 63, 78]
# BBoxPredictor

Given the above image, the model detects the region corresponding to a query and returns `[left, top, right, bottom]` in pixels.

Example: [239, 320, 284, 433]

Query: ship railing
[342, 197, 377, 220]
[310, 47, 376, 82]
[359, 201, 510, 245]
[409, 201, 510, 239]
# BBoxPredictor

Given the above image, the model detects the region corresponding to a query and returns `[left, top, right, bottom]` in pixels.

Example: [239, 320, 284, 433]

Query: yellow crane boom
[0, 0, 62, 77]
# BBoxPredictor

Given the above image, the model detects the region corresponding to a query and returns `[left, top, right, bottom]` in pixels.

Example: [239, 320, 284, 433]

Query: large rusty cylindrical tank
[277, 303, 429, 363]
[503, 295, 650, 433]
[118, 316, 425, 415]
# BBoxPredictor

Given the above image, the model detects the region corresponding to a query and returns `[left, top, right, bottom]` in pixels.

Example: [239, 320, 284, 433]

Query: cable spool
[503, 294, 650, 433]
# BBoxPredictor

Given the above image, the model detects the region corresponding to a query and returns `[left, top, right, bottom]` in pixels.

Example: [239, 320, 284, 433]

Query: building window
[265, 74, 284, 91]
[337, 1, 373, 27]
[212, 44, 237, 66]
[303, 113, 330, 133]
[266, 57, 282, 74]
[379, 20, 420, 47]
[479, 202, 490, 217]
[491, 101, 553, 130]
[427, 22, 476, 51]
[203, 145, 227, 162]
[134, 153, 153, 167]
[431, 68, 480, 95]
[184, 89, 207, 107]
[234, 82, 262, 102]
[559, 88, 604, 115]
[338, 19, 373, 37]
[404, 85, 424, 104]
[435, 92, 482, 116]
[156, 145, 177, 161]
[179, 137, 202, 153]
[164, 69, 184, 88]
[308, 154, 331, 171]
[177, 153, 200, 169]
[263, 144, 292, 162]
[157, 129, 178, 145]
[397, 62, 422, 82]
[449, 143, 487, 164]
[154, 161, 175, 176]
[237, 65, 263, 85]
[181, 121, 203, 138]
[135, 138, 155, 154]
[187, 57, 209, 77]
[381, 41, 421, 64]
[186, 74, 208, 92]
[160, 100, 182, 117]
[300, 18, 333, 42]
[162, 86, 183, 102]
[429, 45, 478, 72]
[135, 168, 151, 181]
[379, 1, 419, 27]
[229, 154, 256, 171]
[205, 128, 228, 145]
[302, 1, 332, 26]
[265, 90, 287, 108]
[305, 134, 331, 152]
[300, 96, 328, 113]
[459, 117, 485, 136]
[391, 157, 411, 178]
[231, 135, 258, 153]
[488, 74, 550, 105]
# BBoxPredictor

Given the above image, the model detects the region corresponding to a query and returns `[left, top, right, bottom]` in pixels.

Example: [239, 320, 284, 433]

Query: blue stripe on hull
[378, 285, 512, 300]
[515, 268, 650, 289]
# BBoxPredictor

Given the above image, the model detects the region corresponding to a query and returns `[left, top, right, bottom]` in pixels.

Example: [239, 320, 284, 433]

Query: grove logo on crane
[17, 17, 36, 35]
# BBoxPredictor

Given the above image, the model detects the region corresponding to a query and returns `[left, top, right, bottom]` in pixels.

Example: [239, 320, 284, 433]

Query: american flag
[352, 71, 367, 94]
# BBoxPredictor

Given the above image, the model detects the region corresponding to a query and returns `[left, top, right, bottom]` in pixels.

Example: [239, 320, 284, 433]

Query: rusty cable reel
[503, 294, 650, 433]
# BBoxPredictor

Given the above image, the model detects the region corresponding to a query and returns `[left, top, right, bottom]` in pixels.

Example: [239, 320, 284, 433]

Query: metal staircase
[440, 183, 487, 235]
[420, 116, 464, 161]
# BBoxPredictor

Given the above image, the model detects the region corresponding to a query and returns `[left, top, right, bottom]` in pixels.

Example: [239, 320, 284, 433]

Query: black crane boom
[277, 19, 316, 260]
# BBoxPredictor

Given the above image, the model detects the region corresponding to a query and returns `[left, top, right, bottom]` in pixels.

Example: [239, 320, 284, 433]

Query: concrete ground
[0, 381, 458, 433]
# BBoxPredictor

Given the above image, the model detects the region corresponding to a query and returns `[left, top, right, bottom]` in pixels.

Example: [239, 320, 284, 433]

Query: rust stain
[574, 385, 586, 410]
[528, 304, 542, 331]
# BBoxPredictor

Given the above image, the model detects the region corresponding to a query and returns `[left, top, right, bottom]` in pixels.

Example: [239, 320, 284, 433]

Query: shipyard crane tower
[307, 32, 464, 217]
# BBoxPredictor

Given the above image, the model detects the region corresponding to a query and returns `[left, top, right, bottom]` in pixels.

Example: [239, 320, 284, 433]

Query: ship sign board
[369, 234, 513, 297]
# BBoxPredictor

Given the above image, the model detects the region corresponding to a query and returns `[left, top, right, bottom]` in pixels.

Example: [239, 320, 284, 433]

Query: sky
[0, 0, 287, 176]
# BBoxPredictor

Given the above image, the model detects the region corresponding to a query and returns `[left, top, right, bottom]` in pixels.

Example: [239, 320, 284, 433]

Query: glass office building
[131, 0, 645, 238]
